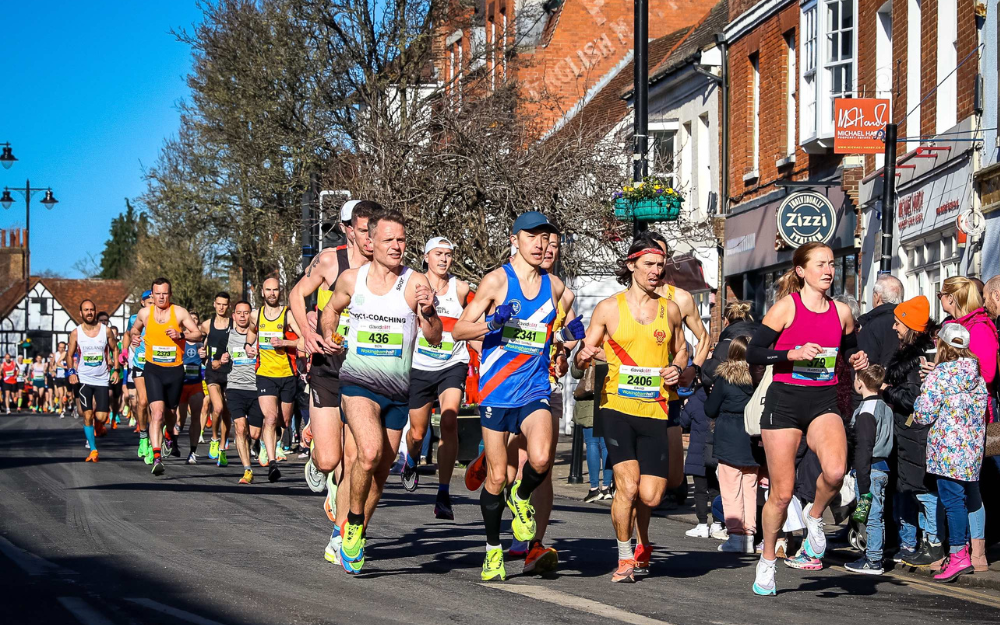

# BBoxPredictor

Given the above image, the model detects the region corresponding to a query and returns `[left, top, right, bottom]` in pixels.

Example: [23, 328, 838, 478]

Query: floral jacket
[913, 358, 988, 481]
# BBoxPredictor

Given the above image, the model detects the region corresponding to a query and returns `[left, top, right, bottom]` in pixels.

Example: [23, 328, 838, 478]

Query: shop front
[976, 161, 1000, 282]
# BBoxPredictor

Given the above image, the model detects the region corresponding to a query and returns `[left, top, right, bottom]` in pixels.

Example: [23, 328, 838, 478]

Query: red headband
[626, 248, 666, 260]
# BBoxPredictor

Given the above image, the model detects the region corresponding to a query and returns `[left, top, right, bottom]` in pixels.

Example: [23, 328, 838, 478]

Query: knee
[640, 489, 664, 509]
[821, 465, 846, 488]
[408, 421, 428, 441]
[767, 489, 793, 511]
[616, 477, 639, 502]
[356, 443, 381, 472]
[313, 448, 338, 474]
[439, 418, 457, 439]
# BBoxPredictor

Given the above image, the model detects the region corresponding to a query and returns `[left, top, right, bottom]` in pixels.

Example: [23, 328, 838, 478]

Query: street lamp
[2, 179, 60, 338]
[0, 143, 16, 170]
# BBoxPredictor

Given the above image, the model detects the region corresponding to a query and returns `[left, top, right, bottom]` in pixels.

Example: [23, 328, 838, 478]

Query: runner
[288, 199, 375, 563]
[54, 343, 70, 415]
[128, 290, 154, 462]
[400, 236, 472, 521]
[254, 277, 303, 482]
[200, 292, 234, 463]
[320, 208, 442, 574]
[453, 211, 585, 582]
[65, 299, 120, 462]
[178, 324, 208, 464]
[574, 235, 688, 583]
[745, 242, 868, 595]
[30, 355, 46, 412]
[211, 300, 259, 483]
[16, 359, 28, 412]
[128, 278, 203, 476]
[2, 354, 18, 414]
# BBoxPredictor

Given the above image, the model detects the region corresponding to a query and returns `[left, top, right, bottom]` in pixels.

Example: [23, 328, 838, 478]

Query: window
[800, 0, 857, 145]
[649, 126, 676, 186]
[785, 33, 797, 156]
[875, 1, 893, 167]
[490, 19, 497, 90]
[680, 121, 693, 196]
[751, 54, 761, 173]
[697, 113, 711, 212]
[501, 11, 508, 80]
[32, 297, 47, 316]
[800, 3, 818, 140]
[906, 0, 922, 137]
[825, 0, 854, 101]
[936, 0, 957, 132]
[903, 233, 960, 319]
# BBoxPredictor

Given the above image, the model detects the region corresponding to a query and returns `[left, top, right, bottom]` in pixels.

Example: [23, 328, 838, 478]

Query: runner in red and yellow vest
[574, 235, 688, 583]
[129, 278, 203, 476]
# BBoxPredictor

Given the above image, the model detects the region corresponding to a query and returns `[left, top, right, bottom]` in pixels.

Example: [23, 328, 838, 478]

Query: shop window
[649, 124, 677, 187]
[800, 0, 857, 145]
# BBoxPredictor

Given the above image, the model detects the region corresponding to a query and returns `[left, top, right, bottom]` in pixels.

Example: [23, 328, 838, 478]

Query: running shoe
[803, 514, 827, 559]
[324, 473, 338, 523]
[301, 424, 313, 446]
[784, 551, 823, 570]
[129, 417, 136, 428]
[464, 452, 487, 491]
[401, 459, 419, 492]
[481, 547, 506, 581]
[258, 445, 269, 467]
[893, 545, 918, 563]
[324, 530, 342, 565]
[845, 556, 883, 575]
[205, 415, 213, 428]
[523, 542, 558, 575]
[111, 419, 118, 430]
[710, 522, 728, 540]
[509, 540, 529, 558]
[162, 438, 173, 458]
[633, 543, 651, 575]
[611, 559, 635, 583]
[275, 446, 287, 463]
[434, 491, 454, 520]
[239, 469, 254, 484]
[268, 463, 281, 483]
[583, 488, 602, 503]
[85, 450, 99, 463]
[753, 557, 777, 596]
[169, 440, 181, 458]
[506, 481, 536, 543]
[95, 422, 107, 437]
[217, 450, 228, 467]
[187, 452, 198, 465]
[151, 459, 165, 476]
[340, 522, 365, 571]
[685, 523, 709, 538]
[144, 445, 154, 465]
[208, 439, 220, 460]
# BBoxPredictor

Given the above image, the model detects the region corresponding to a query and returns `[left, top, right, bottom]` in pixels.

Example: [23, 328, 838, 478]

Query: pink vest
[773, 293, 843, 387]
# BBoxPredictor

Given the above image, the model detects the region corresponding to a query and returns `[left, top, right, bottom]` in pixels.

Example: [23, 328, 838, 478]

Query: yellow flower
[624, 186, 634, 192]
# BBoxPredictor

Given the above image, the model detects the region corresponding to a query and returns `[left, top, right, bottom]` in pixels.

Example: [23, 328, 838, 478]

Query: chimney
[0, 230, 5, 248]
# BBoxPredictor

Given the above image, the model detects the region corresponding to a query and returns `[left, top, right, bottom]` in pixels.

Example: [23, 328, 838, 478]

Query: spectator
[680, 384, 721, 539]
[914, 323, 988, 582]
[701, 301, 760, 390]
[882, 295, 942, 568]
[834, 294, 861, 416]
[858, 275, 904, 368]
[571, 353, 612, 502]
[983, 276, 1000, 321]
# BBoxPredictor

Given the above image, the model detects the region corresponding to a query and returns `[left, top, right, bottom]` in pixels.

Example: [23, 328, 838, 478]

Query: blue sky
[2, 2, 202, 277]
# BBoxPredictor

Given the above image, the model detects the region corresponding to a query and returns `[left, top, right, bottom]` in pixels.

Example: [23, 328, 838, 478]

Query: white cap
[340, 200, 360, 223]
[424, 237, 455, 254]
[939, 323, 971, 349]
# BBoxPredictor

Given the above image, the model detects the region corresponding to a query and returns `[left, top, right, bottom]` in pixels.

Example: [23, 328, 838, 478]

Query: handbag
[573, 363, 596, 401]
[743, 365, 773, 437]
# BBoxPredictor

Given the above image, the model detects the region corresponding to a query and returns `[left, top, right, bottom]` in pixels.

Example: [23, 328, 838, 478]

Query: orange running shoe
[85, 450, 99, 463]
[205, 416, 213, 428]
[523, 542, 559, 575]
[95, 422, 108, 437]
[111, 419, 119, 430]
[464, 452, 487, 492]
[611, 559, 635, 583]
[634, 543, 651, 575]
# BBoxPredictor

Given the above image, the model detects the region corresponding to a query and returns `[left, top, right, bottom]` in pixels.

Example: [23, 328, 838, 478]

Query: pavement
[2, 413, 1000, 625]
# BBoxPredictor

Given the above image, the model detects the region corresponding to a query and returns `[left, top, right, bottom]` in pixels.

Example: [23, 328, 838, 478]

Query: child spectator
[845, 364, 893, 575]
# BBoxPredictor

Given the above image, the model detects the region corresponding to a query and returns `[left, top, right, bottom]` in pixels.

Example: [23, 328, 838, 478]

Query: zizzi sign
[834, 98, 890, 154]
[776, 191, 837, 247]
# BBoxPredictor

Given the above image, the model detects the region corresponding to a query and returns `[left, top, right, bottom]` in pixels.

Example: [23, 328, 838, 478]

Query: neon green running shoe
[481, 547, 507, 581]
[506, 481, 536, 543]
[258, 445, 269, 467]
[137, 437, 149, 459]
[217, 449, 228, 467]
[144, 444, 154, 465]
[340, 521, 365, 564]
[209, 439, 220, 460]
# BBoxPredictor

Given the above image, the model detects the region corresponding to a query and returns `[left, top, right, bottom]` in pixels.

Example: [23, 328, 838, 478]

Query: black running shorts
[257, 375, 296, 403]
[205, 367, 227, 390]
[760, 382, 840, 432]
[226, 388, 258, 421]
[78, 383, 110, 414]
[2, 382, 16, 394]
[408, 362, 467, 410]
[144, 364, 185, 410]
[54, 378, 68, 389]
[601, 408, 670, 479]
[309, 372, 341, 409]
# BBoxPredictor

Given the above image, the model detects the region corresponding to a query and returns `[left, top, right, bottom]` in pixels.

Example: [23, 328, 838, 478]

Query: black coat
[882, 334, 934, 494]
[678, 386, 714, 476]
[701, 321, 762, 391]
[704, 376, 758, 467]
[858, 303, 900, 368]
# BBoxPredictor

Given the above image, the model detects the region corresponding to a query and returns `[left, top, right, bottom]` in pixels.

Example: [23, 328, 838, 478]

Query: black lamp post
[0, 143, 16, 169]
[2, 180, 59, 336]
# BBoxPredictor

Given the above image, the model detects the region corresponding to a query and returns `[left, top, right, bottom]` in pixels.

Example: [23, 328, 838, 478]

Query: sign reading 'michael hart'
[834, 98, 891, 154]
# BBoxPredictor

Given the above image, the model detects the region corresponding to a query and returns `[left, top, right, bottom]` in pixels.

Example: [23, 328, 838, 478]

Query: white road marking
[126, 598, 226, 625]
[0, 534, 78, 576]
[57, 597, 115, 625]
[481, 583, 675, 625]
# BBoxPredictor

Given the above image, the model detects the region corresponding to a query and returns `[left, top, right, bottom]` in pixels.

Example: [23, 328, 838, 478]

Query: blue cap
[141, 290, 153, 301]
[511, 211, 559, 235]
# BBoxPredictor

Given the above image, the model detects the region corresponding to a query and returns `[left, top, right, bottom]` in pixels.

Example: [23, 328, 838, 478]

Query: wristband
[668, 364, 683, 376]
[67, 368, 77, 376]
[486, 315, 503, 332]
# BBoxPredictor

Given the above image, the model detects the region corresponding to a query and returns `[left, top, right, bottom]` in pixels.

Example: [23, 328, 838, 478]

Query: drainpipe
[716, 34, 729, 335]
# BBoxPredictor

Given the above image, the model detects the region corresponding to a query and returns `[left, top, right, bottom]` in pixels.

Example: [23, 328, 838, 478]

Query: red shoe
[611, 559, 635, 583]
[85, 450, 99, 463]
[464, 452, 487, 492]
[523, 542, 558, 575]
[95, 422, 107, 437]
[205, 416, 213, 428]
[634, 543, 652, 575]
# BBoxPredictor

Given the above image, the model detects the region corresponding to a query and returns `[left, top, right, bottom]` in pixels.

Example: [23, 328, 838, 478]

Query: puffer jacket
[914, 357, 988, 481]
[678, 387, 713, 476]
[946, 308, 998, 422]
[883, 333, 935, 494]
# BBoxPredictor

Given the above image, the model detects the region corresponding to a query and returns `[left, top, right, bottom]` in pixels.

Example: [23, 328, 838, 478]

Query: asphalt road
[2, 413, 999, 625]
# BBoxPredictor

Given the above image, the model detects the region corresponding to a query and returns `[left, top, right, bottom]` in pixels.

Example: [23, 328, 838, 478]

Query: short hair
[856, 364, 886, 391]
[152, 277, 171, 291]
[834, 294, 860, 322]
[97, 310, 110, 319]
[79, 299, 95, 310]
[369, 208, 406, 231]
[873, 275, 904, 304]
[234, 300, 252, 310]
[985, 276, 1000, 298]
[215, 291, 231, 301]
[351, 200, 384, 227]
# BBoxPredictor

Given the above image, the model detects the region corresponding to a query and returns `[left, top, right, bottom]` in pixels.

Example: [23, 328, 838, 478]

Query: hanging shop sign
[776, 191, 838, 247]
[834, 98, 891, 154]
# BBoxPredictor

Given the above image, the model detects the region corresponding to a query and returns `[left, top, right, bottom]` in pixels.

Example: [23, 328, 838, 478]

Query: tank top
[313, 245, 350, 377]
[206, 316, 232, 363]
[601, 292, 677, 419]
[256, 306, 294, 378]
[225, 327, 257, 391]
[773, 292, 843, 386]
[2, 361, 16, 383]
[183, 342, 203, 384]
[55, 353, 67, 379]
[340, 264, 417, 401]
[77, 323, 110, 386]
[32, 363, 45, 381]
[413, 276, 470, 372]
[128, 314, 146, 370]
[479, 264, 557, 408]
[144, 306, 184, 367]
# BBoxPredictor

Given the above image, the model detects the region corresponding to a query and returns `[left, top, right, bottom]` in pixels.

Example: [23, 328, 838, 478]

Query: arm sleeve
[703, 381, 724, 419]
[841, 331, 859, 360]
[852, 412, 876, 493]
[746, 326, 789, 365]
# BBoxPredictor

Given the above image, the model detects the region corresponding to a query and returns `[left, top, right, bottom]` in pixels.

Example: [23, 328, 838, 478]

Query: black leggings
[692, 472, 720, 524]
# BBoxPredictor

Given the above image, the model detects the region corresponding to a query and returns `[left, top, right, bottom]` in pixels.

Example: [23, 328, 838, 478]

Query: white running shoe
[187, 452, 198, 465]
[803, 514, 827, 558]
[685, 523, 709, 538]
[710, 522, 728, 540]
[324, 533, 342, 565]
[753, 556, 777, 596]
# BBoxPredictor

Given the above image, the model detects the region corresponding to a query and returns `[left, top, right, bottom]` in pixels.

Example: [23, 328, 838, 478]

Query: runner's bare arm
[107, 326, 121, 384]
[574, 297, 612, 369]
[672, 289, 710, 367]
[129, 308, 148, 346]
[453, 269, 505, 341]
[837, 300, 868, 370]
[663, 301, 688, 385]
[172, 308, 203, 342]
[290, 250, 340, 354]
[65, 329, 78, 370]
[318, 269, 356, 354]
[410, 273, 443, 345]
[560, 285, 579, 350]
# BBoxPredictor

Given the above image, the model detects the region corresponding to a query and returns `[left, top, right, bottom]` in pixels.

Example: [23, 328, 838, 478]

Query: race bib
[355, 320, 404, 357]
[792, 347, 839, 382]
[337, 310, 350, 349]
[82, 352, 104, 368]
[501, 320, 548, 356]
[151, 345, 177, 364]
[210, 346, 218, 359]
[417, 331, 455, 361]
[617, 365, 662, 399]
[259, 331, 283, 351]
[231, 348, 254, 366]
[135, 349, 146, 365]
[184, 364, 201, 379]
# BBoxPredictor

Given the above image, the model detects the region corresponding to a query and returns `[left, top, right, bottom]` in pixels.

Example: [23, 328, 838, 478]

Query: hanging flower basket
[612, 177, 684, 222]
